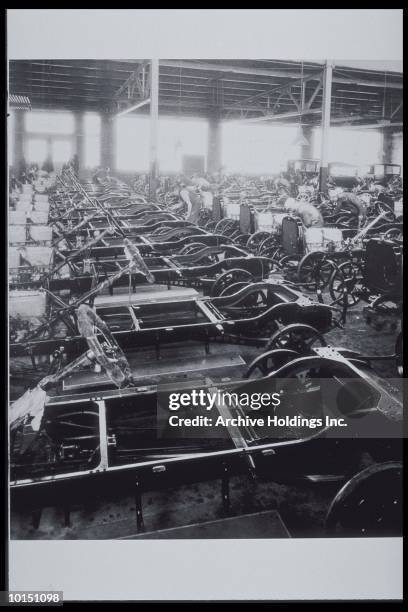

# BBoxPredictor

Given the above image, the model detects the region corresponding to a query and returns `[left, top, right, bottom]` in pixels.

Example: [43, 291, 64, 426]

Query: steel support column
[149, 58, 159, 199]
[207, 116, 222, 174]
[319, 60, 333, 192]
[12, 109, 26, 175]
[100, 112, 115, 171]
[74, 111, 85, 178]
[300, 125, 314, 159]
[45, 137, 53, 172]
[381, 129, 394, 164]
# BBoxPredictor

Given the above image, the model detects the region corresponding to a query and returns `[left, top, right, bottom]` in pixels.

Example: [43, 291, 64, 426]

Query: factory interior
[8, 59, 403, 540]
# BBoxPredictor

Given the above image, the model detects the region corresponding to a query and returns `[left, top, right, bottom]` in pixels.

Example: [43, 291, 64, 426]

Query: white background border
[7, 8, 403, 601]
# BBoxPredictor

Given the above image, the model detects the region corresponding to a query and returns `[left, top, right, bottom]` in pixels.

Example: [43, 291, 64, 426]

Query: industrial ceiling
[8, 59, 403, 127]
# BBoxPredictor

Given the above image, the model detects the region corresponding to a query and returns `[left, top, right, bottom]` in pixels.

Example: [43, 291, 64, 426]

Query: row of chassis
[9, 177, 403, 536]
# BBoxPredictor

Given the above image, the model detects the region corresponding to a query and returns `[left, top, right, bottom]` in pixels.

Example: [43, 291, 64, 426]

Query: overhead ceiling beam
[391, 101, 403, 118]
[11, 82, 392, 110]
[11, 59, 403, 88]
[224, 66, 394, 117]
[12, 92, 388, 116]
[329, 114, 368, 124]
[116, 97, 151, 117]
[305, 78, 323, 110]
[341, 121, 403, 130]
[159, 60, 403, 89]
[8, 58, 402, 121]
[114, 61, 149, 99]
[11, 74, 400, 104]
[228, 108, 322, 124]
[21, 97, 394, 126]
[226, 70, 324, 111]
[159, 59, 316, 79]
[10, 83, 389, 112]
[113, 61, 151, 116]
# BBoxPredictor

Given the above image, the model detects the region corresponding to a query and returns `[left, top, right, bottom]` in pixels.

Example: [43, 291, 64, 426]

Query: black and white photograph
[5, 8, 403, 602]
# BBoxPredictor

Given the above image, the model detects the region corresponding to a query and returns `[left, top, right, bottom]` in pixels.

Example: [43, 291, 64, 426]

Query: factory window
[84, 113, 101, 168]
[222, 123, 300, 175]
[116, 116, 149, 172]
[115, 116, 208, 173]
[25, 110, 75, 135]
[159, 118, 208, 173]
[26, 138, 48, 164]
[312, 128, 382, 167]
[52, 139, 72, 164]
